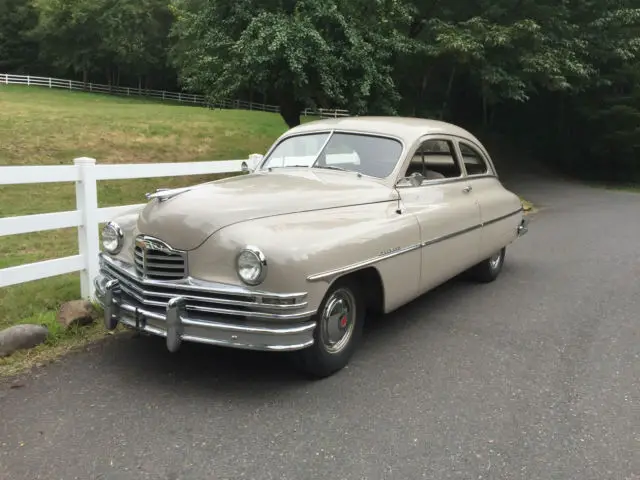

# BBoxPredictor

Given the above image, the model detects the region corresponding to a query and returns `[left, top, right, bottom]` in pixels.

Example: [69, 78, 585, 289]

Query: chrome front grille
[134, 236, 186, 280]
[98, 254, 312, 321]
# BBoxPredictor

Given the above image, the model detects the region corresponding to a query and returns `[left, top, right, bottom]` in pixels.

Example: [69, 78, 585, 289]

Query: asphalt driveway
[1, 173, 639, 480]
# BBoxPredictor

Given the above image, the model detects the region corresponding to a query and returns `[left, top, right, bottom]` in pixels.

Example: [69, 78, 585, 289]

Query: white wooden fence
[0, 156, 261, 300]
[0, 73, 350, 118]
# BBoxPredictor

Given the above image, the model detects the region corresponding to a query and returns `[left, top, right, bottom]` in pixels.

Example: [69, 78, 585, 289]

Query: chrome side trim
[306, 207, 524, 282]
[421, 223, 481, 248]
[395, 173, 497, 189]
[483, 207, 524, 227]
[306, 243, 423, 281]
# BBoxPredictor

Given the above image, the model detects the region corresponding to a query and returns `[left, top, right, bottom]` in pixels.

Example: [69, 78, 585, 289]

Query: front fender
[188, 202, 422, 313]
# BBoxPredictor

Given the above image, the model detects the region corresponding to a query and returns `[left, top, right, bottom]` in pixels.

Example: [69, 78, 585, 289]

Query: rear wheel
[292, 278, 364, 378]
[468, 247, 506, 283]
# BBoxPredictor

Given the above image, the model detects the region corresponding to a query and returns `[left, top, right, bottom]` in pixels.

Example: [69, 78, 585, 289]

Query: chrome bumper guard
[95, 255, 317, 352]
[517, 216, 529, 237]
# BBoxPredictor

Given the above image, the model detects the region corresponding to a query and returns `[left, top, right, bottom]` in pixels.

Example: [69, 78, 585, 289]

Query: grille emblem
[134, 235, 186, 280]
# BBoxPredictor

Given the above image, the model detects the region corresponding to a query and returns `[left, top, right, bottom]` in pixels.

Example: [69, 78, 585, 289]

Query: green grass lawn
[0, 85, 293, 373]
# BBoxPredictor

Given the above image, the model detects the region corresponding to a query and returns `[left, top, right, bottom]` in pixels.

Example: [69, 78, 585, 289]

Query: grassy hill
[0, 85, 293, 370]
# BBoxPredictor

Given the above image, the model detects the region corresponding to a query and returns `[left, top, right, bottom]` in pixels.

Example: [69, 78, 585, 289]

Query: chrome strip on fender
[306, 207, 524, 282]
[482, 207, 524, 227]
[306, 243, 423, 282]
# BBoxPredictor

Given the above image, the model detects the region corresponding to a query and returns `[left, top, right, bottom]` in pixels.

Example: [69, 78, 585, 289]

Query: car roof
[284, 116, 483, 146]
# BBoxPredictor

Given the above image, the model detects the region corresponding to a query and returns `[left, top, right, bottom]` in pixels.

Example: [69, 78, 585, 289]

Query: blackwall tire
[468, 247, 506, 283]
[292, 278, 365, 379]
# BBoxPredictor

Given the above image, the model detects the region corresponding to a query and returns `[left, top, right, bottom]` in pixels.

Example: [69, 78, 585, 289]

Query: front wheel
[291, 278, 364, 378]
[468, 247, 506, 283]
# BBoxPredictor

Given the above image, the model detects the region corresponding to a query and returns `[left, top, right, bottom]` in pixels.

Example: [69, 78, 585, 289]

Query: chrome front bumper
[94, 255, 317, 352]
[517, 216, 529, 237]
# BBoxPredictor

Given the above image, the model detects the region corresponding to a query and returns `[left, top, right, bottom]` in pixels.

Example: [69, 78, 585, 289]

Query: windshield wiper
[268, 165, 312, 169]
[314, 165, 349, 172]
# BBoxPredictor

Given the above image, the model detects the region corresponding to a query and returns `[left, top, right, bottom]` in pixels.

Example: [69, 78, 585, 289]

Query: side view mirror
[241, 153, 264, 173]
[395, 172, 424, 188]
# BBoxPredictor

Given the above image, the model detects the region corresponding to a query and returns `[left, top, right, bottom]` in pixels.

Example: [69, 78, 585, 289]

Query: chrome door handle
[462, 185, 472, 193]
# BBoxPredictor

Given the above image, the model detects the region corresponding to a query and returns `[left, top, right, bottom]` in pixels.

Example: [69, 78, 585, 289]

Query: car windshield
[260, 132, 403, 178]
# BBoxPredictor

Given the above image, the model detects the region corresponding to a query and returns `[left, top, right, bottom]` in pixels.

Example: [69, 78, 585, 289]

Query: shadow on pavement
[80, 275, 472, 394]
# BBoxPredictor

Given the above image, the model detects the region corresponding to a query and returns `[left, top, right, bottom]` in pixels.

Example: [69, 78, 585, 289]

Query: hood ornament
[145, 186, 194, 202]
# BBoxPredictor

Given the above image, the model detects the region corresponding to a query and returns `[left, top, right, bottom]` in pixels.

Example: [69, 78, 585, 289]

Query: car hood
[136, 169, 397, 250]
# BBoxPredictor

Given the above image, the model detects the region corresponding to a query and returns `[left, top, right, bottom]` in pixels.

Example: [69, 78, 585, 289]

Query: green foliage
[0, 0, 40, 73]
[31, 0, 173, 85]
[1, 0, 640, 179]
[170, 0, 412, 126]
[32, 0, 108, 78]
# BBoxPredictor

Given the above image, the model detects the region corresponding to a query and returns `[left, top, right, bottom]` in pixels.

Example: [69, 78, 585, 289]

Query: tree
[32, 0, 173, 86]
[99, 0, 173, 89]
[0, 0, 40, 73]
[170, 0, 412, 127]
[32, 0, 110, 82]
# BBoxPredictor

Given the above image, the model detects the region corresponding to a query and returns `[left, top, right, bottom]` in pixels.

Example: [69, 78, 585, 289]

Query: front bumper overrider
[94, 254, 317, 352]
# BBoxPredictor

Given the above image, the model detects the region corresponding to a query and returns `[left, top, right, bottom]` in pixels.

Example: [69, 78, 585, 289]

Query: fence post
[248, 153, 264, 169]
[27, 75, 30, 86]
[49, 77, 52, 88]
[74, 157, 99, 300]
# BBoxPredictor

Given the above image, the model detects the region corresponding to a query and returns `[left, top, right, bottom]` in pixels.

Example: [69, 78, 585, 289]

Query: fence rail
[0, 73, 350, 118]
[0, 156, 261, 299]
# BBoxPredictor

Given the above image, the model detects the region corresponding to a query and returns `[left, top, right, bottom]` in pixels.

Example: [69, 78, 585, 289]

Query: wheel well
[342, 267, 384, 316]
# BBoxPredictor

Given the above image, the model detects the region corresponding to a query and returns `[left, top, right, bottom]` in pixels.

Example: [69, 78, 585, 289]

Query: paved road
[1, 174, 639, 480]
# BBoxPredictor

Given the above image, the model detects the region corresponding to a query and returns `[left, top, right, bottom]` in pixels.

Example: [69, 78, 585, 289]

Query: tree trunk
[279, 93, 302, 128]
[440, 66, 456, 119]
[416, 70, 430, 115]
[482, 84, 488, 127]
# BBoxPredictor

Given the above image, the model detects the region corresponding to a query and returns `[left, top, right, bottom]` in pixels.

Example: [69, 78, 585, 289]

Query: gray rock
[0, 324, 49, 357]
[57, 300, 97, 328]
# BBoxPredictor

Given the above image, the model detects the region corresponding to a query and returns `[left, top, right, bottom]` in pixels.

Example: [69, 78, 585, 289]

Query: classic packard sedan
[95, 116, 528, 377]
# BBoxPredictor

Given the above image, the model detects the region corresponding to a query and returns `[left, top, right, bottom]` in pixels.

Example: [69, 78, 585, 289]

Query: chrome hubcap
[320, 288, 356, 354]
[489, 251, 502, 270]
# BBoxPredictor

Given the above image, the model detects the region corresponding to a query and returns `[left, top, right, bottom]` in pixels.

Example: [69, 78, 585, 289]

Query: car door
[397, 136, 482, 294]
[454, 139, 523, 261]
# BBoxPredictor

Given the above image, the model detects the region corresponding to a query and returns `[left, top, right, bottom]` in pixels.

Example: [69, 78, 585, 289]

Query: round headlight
[236, 246, 267, 286]
[102, 222, 124, 254]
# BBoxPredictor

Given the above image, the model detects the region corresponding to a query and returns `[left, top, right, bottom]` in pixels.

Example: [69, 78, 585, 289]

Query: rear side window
[458, 141, 489, 175]
[405, 139, 463, 180]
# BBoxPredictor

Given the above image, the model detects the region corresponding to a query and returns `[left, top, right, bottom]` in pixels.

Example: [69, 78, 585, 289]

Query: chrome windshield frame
[256, 129, 406, 181]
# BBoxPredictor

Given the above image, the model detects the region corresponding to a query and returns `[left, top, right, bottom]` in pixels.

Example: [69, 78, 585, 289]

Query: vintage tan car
[94, 116, 528, 377]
